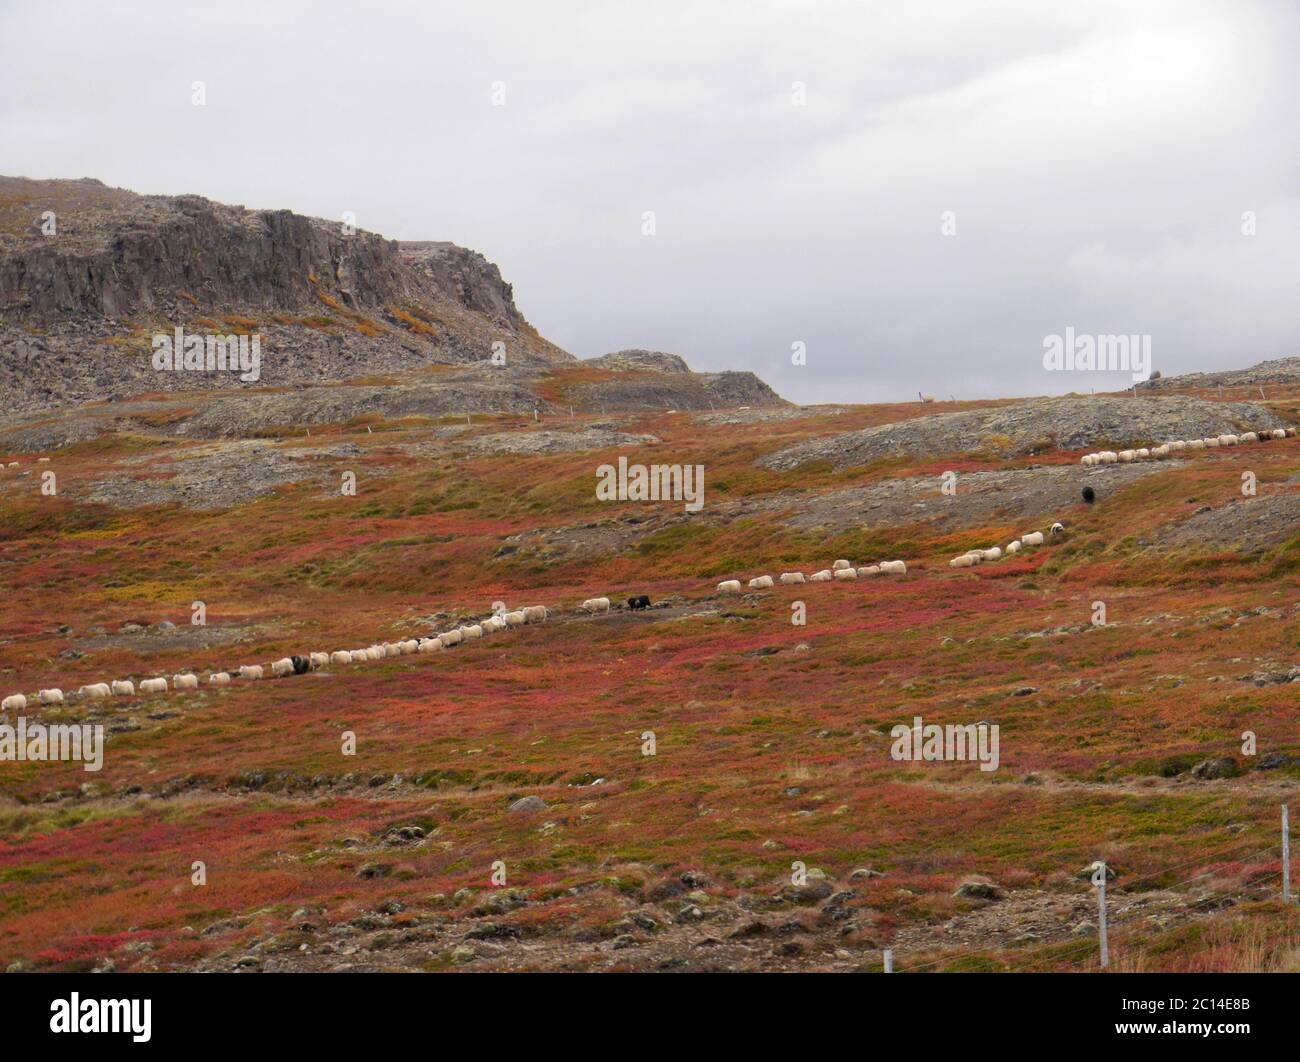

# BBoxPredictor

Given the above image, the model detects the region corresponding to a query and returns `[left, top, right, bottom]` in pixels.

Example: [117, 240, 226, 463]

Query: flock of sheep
[6, 421, 1297, 716]
[0, 604, 553, 715]
[716, 558, 908, 593]
[1079, 427, 1295, 466]
[949, 522, 1064, 568]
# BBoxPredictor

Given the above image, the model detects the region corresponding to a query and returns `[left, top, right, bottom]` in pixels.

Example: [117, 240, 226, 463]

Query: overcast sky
[2, 0, 1297, 403]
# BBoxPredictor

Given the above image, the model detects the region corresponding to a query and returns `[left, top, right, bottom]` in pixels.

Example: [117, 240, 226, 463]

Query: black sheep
[291, 655, 312, 675]
[1082, 486, 1095, 504]
[628, 595, 651, 610]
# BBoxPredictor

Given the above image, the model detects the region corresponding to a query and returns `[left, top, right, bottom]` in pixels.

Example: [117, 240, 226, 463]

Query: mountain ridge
[0, 177, 786, 421]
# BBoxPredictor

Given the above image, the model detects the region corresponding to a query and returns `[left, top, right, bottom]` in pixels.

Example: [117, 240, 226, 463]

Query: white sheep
[400, 639, 420, 653]
[111, 679, 135, 696]
[1187, 439, 1205, 451]
[504, 611, 527, 627]
[1080, 454, 1094, 467]
[879, 560, 907, 575]
[309, 652, 330, 669]
[949, 555, 975, 568]
[1168, 440, 1185, 452]
[367, 646, 385, 661]
[209, 672, 231, 687]
[461, 626, 483, 640]
[832, 568, 857, 580]
[439, 630, 464, 647]
[779, 572, 805, 585]
[383, 643, 402, 658]
[238, 665, 263, 680]
[1152, 444, 1170, 458]
[832, 559, 852, 571]
[1118, 450, 1135, 463]
[140, 678, 168, 693]
[716, 580, 742, 593]
[417, 638, 441, 653]
[747, 576, 775, 589]
[1021, 531, 1045, 546]
[523, 605, 548, 623]
[1204, 437, 1220, 448]
[981, 547, 1002, 562]
[38, 688, 65, 705]
[1006, 540, 1022, 554]
[1050, 522, 1065, 535]
[271, 657, 295, 677]
[330, 650, 352, 666]
[1220, 434, 1239, 446]
[1101, 451, 1118, 464]
[582, 597, 612, 612]
[1288, 428, 1298, 438]
[809, 569, 833, 582]
[1271, 429, 1287, 440]
[1240, 431, 1258, 443]
[78, 683, 112, 699]
[857, 565, 881, 576]
[2, 693, 27, 711]
[173, 673, 199, 690]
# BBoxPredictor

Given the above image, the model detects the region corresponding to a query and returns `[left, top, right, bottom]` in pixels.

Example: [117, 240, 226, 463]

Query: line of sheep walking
[949, 522, 1065, 568]
[1079, 427, 1295, 467]
[716, 558, 908, 593]
[9, 416, 1294, 717]
[0, 604, 553, 715]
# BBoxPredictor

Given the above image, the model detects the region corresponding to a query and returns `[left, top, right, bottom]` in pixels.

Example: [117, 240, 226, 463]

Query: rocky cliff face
[0, 178, 787, 423]
[0, 178, 533, 331]
[0, 177, 570, 416]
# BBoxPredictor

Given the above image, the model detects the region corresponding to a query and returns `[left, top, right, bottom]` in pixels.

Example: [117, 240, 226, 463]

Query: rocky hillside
[759, 395, 1286, 470]
[1138, 356, 1300, 392]
[0, 178, 785, 422]
[569, 350, 785, 413]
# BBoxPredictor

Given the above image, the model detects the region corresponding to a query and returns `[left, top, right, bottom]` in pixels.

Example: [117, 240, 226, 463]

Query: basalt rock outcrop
[0, 178, 786, 424]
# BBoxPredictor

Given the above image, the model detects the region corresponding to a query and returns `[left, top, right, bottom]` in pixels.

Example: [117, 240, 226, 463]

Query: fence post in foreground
[1091, 861, 1109, 969]
[1284, 805, 1292, 903]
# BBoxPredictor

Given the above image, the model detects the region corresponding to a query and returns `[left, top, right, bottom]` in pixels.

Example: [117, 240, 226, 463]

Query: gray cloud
[1, 0, 1296, 403]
